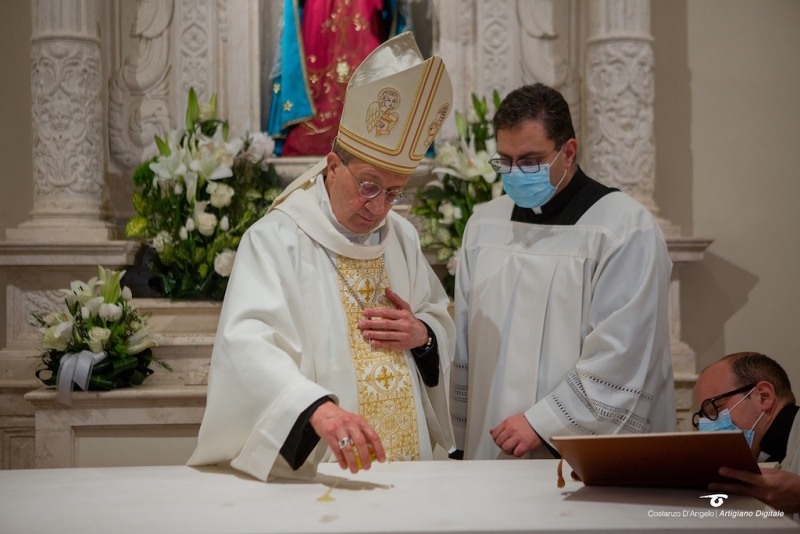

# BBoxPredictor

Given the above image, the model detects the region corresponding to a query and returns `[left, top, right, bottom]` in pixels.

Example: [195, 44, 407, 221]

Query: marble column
[7, 0, 115, 242]
[584, 0, 678, 236]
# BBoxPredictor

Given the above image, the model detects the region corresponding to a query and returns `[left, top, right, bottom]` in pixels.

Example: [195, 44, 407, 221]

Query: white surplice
[451, 193, 675, 460]
[188, 169, 455, 481]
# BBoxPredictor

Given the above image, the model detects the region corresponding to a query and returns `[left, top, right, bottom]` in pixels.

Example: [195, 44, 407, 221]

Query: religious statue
[267, 0, 407, 156]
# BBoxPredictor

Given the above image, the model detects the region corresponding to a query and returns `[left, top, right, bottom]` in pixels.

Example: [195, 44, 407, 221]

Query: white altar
[0, 460, 796, 533]
[0, 0, 712, 470]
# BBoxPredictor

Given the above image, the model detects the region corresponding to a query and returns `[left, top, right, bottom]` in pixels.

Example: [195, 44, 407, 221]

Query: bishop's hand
[359, 288, 429, 350]
[309, 401, 386, 473]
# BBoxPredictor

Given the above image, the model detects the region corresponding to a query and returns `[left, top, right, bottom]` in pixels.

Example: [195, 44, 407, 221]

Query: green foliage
[125, 216, 148, 239]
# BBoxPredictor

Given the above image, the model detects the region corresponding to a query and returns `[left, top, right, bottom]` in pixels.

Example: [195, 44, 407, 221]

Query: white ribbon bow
[56, 350, 107, 406]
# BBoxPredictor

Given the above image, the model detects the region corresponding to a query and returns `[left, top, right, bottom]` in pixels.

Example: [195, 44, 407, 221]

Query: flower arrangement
[125, 88, 283, 300]
[34, 266, 167, 404]
[412, 91, 503, 294]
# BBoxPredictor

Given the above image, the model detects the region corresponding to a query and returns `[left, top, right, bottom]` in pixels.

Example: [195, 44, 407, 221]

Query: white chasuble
[188, 167, 452, 481]
[334, 255, 423, 461]
[452, 194, 675, 460]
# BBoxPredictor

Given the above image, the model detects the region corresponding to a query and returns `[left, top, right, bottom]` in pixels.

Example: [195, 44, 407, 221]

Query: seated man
[187, 33, 456, 481]
[694, 352, 800, 518]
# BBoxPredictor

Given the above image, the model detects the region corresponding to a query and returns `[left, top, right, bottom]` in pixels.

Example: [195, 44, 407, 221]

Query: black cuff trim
[411, 321, 440, 387]
[279, 396, 333, 470]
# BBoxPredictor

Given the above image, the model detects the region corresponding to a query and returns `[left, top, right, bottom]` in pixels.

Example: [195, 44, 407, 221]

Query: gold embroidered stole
[335, 255, 421, 461]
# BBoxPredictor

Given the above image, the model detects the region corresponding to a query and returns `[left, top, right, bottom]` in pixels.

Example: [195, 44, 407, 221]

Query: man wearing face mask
[695, 352, 800, 519]
[450, 83, 675, 460]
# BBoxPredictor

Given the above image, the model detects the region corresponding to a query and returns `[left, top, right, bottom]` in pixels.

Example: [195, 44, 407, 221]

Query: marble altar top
[0, 459, 795, 533]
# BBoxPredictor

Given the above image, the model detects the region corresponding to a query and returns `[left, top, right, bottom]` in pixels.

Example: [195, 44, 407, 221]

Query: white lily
[126, 324, 161, 355]
[60, 278, 99, 306]
[167, 129, 183, 148]
[150, 148, 187, 181]
[189, 145, 232, 182]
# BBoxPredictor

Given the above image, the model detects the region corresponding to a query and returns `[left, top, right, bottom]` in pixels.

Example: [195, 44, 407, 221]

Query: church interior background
[0, 0, 798, 471]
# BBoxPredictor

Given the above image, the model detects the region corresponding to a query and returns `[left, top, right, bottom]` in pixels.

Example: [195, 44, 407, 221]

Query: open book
[551, 431, 760, 488]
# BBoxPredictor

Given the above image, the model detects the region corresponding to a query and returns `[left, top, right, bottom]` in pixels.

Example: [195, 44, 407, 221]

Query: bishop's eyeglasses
[691, 383, 756, 429]
[341, 160, 406, 205]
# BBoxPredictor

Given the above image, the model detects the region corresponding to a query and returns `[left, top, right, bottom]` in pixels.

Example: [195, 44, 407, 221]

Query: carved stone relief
[31, 41, 104, 215]
[178, 0, 215, 117]
[108, 0, 174, 173]
[584, 41, 656, 209]
[517, 0, 581, 147]
[477, 0, 516, 99]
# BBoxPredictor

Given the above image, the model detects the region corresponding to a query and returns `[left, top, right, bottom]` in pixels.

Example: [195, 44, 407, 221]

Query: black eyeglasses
[340, 160, 406, 205]
[692, 384, 756, 429]
[488, 146, 560, 174]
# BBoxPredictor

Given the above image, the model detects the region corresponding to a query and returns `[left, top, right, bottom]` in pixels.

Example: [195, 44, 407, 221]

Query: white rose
[438, 202, 456, 225]
[213, 249, 236, 277]
[121, 287, 132, 301]
[197, 212, 218, 236]
[179, 226, 188, 240]
[466, 107, 479, 124]
[99, 303, 123, 322]
[173, 182, 184, 196]
[87, 327, 111, 353]
[208, 182, 235, 208]
[245, 132, 275, 161]
[185, 217, 196, 232]
[152, 230, 172, 254]
[219, 215, 229, 231]
[81, 307, 90, 320]
[453, 207, 463, 220]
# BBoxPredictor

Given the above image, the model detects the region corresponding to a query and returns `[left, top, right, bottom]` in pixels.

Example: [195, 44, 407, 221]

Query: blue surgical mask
[697, 388, 764, 447]
[501, 146, 566, 209]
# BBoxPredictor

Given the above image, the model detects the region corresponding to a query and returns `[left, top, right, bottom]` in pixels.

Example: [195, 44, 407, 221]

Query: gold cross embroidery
[358, 278, 376, 303]
[375, 365, 395, 389]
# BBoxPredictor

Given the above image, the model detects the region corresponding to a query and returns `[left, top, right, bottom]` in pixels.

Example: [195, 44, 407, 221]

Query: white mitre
[270, 32, 453, 211]
[337, 31, 453, 174]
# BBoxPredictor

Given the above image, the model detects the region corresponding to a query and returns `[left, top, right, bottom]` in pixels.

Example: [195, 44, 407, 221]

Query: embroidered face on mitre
[337, 32, 453, 175]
